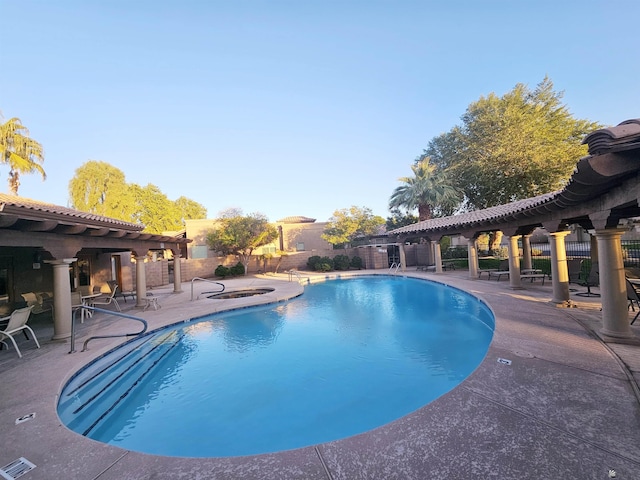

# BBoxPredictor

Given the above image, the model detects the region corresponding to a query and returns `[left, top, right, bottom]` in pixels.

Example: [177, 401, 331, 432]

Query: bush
[333, 254, 350, 271]
[215, 265, 230, 278]
[315, 256, 334, 272]
[230, 262, 245, 276]
[350, 256, 363, 269]
[442, 246, 468, 259]
[307, 255, 322, 270]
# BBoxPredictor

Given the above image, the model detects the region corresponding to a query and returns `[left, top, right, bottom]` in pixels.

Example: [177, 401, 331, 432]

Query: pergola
[0, 195, 190, 339]
[389, 119, 640, 341]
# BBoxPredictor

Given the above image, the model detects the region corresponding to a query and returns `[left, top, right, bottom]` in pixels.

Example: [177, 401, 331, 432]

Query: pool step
[58, 330, 184, 435]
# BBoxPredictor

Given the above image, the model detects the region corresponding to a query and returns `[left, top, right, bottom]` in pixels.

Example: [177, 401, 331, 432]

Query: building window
[191, 245, 209, 259]
[296, 242, 305, 252]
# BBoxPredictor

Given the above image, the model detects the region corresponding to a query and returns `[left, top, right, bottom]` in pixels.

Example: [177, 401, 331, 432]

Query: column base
[599, 328, 635, 341]
[549, 299, 577, 308]
[51, 333, 71, 340]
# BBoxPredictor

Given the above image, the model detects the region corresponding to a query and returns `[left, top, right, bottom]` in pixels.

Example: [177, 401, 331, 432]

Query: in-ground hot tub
[207, 288, 275, 299]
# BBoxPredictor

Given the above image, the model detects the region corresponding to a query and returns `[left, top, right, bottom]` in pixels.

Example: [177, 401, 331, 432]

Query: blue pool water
[58, 276, 494, 457]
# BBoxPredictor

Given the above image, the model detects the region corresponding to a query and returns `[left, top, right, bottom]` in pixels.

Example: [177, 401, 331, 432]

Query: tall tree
[69, 161, 131, 218]
[205, 210, 279, 275]
[389, 156, 461, 221]
[69, 160, 207, 233]
[386, 208, 419, 230]
[175, 196, 207, 223]
[129, 183, 183, 234]
[322, 206, 386, 248]
[424, 77, 601, 209]
[0, 116, 46, 194]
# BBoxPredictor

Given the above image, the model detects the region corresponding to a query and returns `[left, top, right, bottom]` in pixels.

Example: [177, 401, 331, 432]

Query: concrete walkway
[1, 270, 639, 480]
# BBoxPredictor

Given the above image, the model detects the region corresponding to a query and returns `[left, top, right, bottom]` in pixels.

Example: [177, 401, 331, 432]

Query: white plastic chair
[0, 306, 40, 358]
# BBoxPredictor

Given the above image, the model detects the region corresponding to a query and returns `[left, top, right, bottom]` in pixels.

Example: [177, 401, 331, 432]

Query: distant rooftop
[276, 216, 316, 224]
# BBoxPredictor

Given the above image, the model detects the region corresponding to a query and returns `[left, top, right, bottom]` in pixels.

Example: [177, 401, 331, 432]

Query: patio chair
[575, 262, 600, 297]
[92, 284, 121, 312]
[0, 306, 40, 358]
[567, 259, 584, 292]
[626, 279, 640, 325]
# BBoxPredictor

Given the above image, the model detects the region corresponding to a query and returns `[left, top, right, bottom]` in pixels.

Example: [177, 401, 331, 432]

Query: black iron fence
[441, 240, 640, 275]
[530, 241, 640, 269]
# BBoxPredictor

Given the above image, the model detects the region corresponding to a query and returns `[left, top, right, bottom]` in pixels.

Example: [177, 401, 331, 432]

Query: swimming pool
[58, 275, 494, 457]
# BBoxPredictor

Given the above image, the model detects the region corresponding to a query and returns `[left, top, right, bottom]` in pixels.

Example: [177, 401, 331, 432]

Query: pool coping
[1, 270, 640, 479]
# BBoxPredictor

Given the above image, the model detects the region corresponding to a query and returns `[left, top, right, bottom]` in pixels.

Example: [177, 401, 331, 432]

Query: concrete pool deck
[1, 269, 639, 480]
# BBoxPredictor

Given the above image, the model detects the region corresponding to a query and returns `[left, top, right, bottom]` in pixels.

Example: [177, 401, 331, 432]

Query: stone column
[521, 234, 533, 271]
[173, 254, 183, 293]
[595, 229, 632, 338]
[467, 237, 479, 279]
[48, 258, 76, 340]
[135, 254, 148, 308]
[548, 231, 571, 305]
[507, 235, 522, 289]
[431, 241, 443, 273]
[398, 243, 407, 272]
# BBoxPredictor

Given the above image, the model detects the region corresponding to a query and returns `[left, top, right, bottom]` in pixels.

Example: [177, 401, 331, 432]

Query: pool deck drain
[0, 270, 639, 479]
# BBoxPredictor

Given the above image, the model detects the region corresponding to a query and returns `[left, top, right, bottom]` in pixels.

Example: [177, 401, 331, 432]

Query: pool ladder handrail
[389, 262, 401, 274]
[69, 306, 148, 353]
[286, 269, 309, 284]
[190, 276, 225, 301]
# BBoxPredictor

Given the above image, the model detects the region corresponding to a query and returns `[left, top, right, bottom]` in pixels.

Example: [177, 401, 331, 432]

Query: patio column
[507, 235, 522, 289]
[398, 243, 407, 272]
[548, 231, 571, 305]
[173, 254, 183, 293]
[135, 254, 148, 308]
[432, 240, 443, 273]
[48, 258, 76, 340]
[521, 234, 533, 271]
[466, 237, 479, 279]
[595, 228, 632, 339]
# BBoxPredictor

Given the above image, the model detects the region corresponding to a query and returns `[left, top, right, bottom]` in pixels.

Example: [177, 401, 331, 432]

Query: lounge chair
[487, 259, 510, 281]
[575, 262, 600, 297]
[21, 292, 54, 319]
[92, 284, 121, 311]
[0, 306, 40, 358]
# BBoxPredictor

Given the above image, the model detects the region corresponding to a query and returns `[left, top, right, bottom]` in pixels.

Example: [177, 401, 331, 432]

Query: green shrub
[350, 256, 363, 269]
[442, 246, 468, 259]
[333, 254, 350, 270]
[307, 255, 322, 270]
[215, 265, 230, 278]
[230, 262, 245, 276]
[315, 256, 334, 271]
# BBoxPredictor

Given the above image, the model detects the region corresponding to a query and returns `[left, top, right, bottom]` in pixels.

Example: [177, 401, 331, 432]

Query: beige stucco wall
[184, 218, 333, 259]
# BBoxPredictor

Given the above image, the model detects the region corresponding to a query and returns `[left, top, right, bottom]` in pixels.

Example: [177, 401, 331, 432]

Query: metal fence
[530, 241, 640, 268]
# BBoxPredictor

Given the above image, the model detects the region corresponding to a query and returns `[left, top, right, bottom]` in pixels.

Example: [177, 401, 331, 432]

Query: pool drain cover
[0, 457, 36, 479]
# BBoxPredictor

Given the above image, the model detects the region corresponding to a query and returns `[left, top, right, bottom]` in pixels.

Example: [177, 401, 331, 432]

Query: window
[296, 242, 305, 252]
[191, 245, 209, 259]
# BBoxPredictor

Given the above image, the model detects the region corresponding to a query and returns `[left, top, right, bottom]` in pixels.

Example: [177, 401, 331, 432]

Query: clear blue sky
[1, 0, 638, 222]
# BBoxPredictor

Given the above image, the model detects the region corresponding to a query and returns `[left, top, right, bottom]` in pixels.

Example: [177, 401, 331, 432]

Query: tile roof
[583, 119, 640, 155]
[276, 216, 317, 224]
[0, 193, 143, 230]
[390, 192, 559, 235]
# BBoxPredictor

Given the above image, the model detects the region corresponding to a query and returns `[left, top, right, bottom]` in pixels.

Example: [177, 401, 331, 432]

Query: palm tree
[0, 117, 46, 195]
[389, 155, 461, 221]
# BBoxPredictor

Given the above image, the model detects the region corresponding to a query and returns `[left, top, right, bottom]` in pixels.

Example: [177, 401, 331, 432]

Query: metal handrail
[389, 262, 401, 274]
[69, 306, 148, 353]
[190, 277, 225, 301]
[286, 269, 309, 284]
